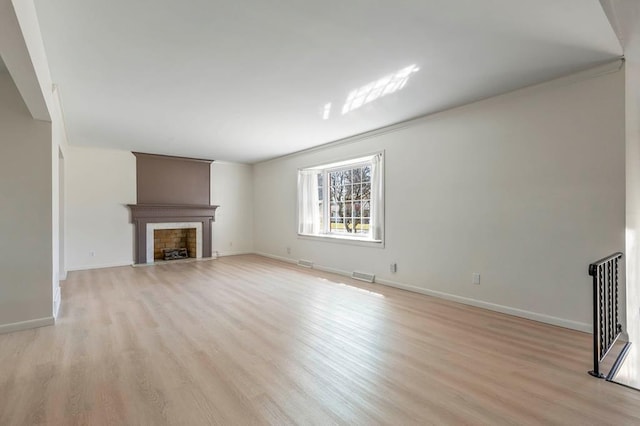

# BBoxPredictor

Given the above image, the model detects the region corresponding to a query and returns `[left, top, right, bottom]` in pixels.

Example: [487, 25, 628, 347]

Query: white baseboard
[315, 263, 353, 277]
[254, 252, 298, 265]
[374, 277, 592, 333]
[216, 250, 257, 258]
[0, 317, 55, 335]
[257, 252, 366, 281]
[253, 252, 591, 333]
[53, 285, 61, 318]
[67, 261, 133, 272]
[68, 253, 253, 271]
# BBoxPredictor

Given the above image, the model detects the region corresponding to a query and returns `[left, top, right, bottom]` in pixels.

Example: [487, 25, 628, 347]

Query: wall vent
[352, 271, 375, 283]
[298, 259, 313, 268]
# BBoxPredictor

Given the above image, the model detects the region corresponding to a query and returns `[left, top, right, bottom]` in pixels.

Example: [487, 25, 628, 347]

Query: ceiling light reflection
[342, 64, 419, 115]
[323, 102, 331, 120]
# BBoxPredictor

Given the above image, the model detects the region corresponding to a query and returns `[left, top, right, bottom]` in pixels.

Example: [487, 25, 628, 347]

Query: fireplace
[128, 205, 217, 264]
[128, 152, 218, 265]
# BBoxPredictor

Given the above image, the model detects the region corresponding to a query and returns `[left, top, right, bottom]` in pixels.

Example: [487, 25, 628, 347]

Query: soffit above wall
[0, 0, 50, 121]
[600, 0, 640, 61]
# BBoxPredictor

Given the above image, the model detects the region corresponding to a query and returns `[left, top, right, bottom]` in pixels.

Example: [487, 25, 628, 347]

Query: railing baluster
[604, 261, 608, 357]
[608, 261, 614, 350]
[615, 259, 620, 334]
[588, 252, 623, 379]
[599, 265, 605, 359]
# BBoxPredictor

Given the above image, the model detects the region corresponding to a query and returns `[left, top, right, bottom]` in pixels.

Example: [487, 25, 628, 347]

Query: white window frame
[297, 152, 384, 246]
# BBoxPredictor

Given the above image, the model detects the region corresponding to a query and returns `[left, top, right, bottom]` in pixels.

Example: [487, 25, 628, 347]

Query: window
[298, 153, 384, 243]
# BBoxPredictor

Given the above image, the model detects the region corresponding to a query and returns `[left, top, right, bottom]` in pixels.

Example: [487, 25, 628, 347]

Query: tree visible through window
[326, 165, 371, 235]
[298, 153, 383, 242]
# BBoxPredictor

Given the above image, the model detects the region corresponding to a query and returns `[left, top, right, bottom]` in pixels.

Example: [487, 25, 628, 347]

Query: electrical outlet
[89, 250, 95, 257]
[472, 273, 480, 285]
[390, 262, 397, 273]
[286, 247, 291, 255]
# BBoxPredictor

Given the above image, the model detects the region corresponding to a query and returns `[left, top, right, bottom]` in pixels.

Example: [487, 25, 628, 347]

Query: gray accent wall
[133, 152, 213, 205]
[0, 70, 53, 327]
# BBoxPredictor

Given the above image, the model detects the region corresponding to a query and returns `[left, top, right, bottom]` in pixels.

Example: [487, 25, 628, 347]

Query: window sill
[297, 233, 384, 248]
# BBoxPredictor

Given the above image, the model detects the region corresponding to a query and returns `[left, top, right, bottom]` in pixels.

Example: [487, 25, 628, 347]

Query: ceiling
[34, 0, 622, 164]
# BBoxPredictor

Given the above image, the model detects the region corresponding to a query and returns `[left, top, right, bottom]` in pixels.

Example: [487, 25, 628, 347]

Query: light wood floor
[1, 255, 639, 425]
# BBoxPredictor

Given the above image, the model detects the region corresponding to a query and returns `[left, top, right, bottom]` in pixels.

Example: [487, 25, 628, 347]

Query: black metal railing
[588, 252, 623, 378]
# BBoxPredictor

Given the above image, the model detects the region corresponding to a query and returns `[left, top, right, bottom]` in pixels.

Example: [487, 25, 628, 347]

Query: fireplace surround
[128, 204, 217, 264]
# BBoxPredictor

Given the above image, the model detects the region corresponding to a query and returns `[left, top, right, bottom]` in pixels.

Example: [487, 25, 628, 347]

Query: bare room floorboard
[1, 254, 639, 425]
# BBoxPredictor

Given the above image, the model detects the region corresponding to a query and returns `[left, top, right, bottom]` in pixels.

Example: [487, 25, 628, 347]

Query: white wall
[211, 162, 254, 256]
[50, 87, 67, 317]
[65, 146, 136, 270]
[621, 60, 640, 379]
[65, 150, 254, 269]
[253, 66, 626, 331]
[0, 70, 53, 329]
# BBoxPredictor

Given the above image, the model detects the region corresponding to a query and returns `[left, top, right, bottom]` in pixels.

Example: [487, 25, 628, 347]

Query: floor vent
[352, 271, 375, 283]
[298, 259, 313, 268]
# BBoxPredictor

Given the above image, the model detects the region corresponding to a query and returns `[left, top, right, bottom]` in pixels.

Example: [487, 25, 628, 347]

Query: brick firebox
[153, 228, 197, 260]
